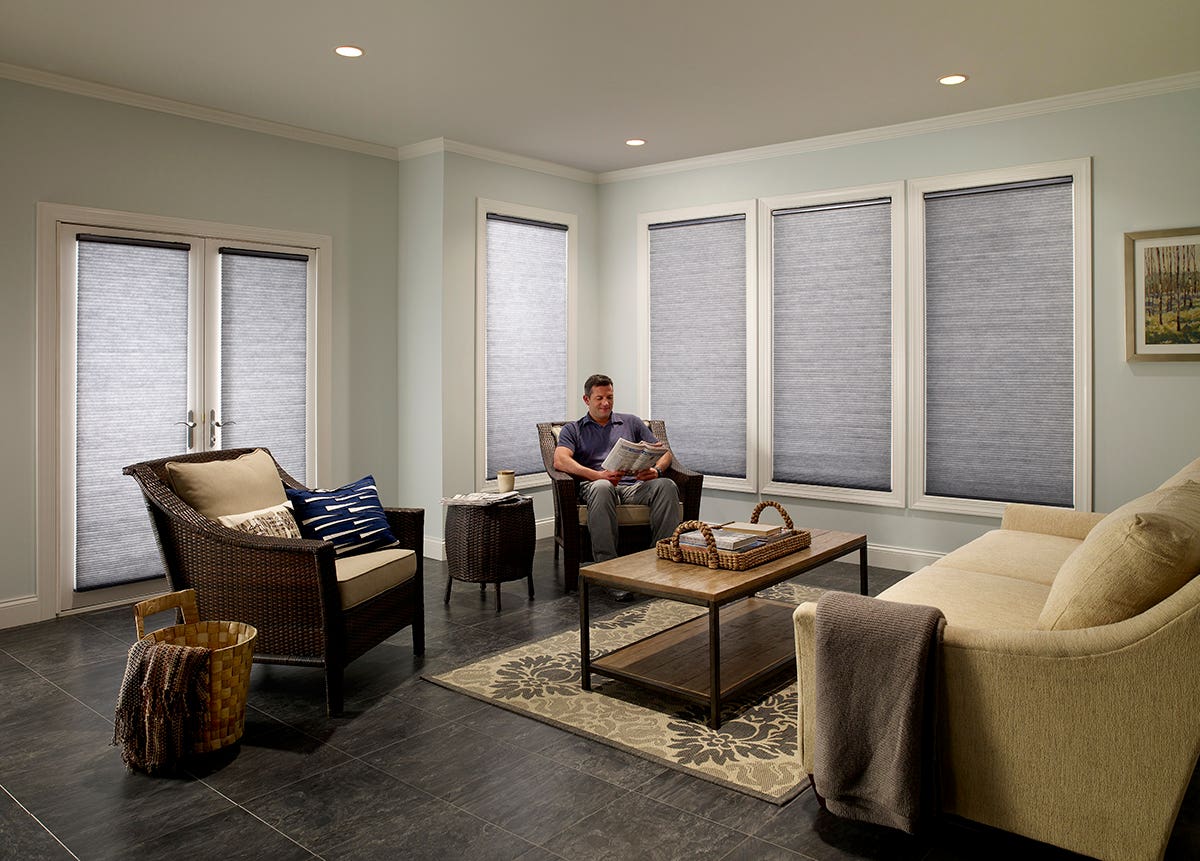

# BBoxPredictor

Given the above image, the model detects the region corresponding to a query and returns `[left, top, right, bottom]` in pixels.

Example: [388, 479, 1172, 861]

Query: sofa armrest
[999, 503, 1106, 540]
[796, 579, 1200, 861]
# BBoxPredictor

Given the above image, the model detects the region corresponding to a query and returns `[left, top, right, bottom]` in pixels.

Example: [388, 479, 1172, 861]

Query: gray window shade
[486, 215, 567, 479]
[75, 238, 188, 590]
[649, 216, 747, 478]
[924, 178, 1074, 506]
[218, 251, 309, 484]
[771, 200, 893, 490]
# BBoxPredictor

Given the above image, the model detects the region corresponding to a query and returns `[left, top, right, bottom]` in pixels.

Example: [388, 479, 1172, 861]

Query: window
[639, 202, 756, 491]
[476, 200, 576, 487]
[38, 203, 331, 612]
[908, 160, 1092, 515]
[760, 184, 906, 506]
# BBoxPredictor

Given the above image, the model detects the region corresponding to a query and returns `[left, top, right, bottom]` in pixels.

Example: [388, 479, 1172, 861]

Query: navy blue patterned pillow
[285, 475, 399, 557]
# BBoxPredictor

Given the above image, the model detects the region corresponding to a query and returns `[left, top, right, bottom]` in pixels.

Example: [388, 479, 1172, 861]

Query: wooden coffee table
[579, 529, 867, 729]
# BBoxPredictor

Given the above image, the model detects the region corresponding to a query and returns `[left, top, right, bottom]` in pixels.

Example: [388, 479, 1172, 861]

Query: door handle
[173, 410, 197, 449]
[210, 409, 236, 447]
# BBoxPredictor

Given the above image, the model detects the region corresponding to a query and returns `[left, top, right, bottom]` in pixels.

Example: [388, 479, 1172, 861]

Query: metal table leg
[580, 580, 592, 691]
[859, 544, 869, 595]
[708, 603, 721, 729]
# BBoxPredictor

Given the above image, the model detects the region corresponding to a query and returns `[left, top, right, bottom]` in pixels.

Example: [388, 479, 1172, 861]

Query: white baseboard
[0, 595, 43, 631]
[866, 542, 942, 574]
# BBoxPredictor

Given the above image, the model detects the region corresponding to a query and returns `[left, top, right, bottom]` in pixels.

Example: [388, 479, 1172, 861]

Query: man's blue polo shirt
[557, 412, 659, 485]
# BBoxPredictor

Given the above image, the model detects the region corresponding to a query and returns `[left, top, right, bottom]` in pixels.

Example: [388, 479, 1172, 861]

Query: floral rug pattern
[425, 581, 826, 804]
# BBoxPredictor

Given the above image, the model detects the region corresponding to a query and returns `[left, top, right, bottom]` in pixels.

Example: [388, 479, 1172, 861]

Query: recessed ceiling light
[625, 138, 646, 147]
[938, 73, 968, 86]
[334, 45, 364, 58]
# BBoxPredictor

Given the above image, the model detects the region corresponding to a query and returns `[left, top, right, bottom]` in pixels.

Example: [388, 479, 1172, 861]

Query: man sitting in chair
[554, 374, 680, 601]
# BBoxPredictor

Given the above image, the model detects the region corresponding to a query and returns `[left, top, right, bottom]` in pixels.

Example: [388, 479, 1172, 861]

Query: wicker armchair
[123, 448, 423, 715]
[537, 420, 703, 592]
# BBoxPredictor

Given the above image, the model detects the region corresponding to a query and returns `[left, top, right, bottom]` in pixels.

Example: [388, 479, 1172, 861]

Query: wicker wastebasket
[444, 496, 536, 609]
[133, 589, 257, 753]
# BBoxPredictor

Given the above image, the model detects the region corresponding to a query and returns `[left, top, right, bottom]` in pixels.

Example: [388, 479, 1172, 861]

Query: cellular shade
[217, 250, 309, 483]
[485, 214, 568, 478]
[771, 199, 893, 490]
[923, 178, 1074, 506]
[75, 237, 189, 590]
[649, 215, 747, 478]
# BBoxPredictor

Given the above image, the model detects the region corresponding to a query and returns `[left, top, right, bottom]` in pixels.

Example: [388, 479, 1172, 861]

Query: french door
[56, 221, 317, 611]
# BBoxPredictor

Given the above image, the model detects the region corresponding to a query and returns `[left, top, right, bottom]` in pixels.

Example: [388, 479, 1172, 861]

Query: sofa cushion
[1037, 507, 1200, 631]
[166, 449, 286, 520]
[334, 548, 417, 610]
[933, 529, 1082, 587]
[217, 502, 301, 539]
[286, 475, 399, 558]
[878, 566, 1050, 630]
[1158, 456, 1200, 491]
[577, 501, 684, 526]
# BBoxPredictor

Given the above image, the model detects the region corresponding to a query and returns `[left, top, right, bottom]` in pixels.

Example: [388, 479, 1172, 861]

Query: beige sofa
[793, 456, 1200, 861]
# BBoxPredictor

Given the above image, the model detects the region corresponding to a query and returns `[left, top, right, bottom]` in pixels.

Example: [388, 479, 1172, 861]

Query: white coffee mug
[497, 470, 516, 493]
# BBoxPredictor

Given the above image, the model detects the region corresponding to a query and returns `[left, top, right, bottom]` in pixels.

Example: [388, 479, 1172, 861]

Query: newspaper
[600, 438, 668, 474]
[441, 491, 522, 506]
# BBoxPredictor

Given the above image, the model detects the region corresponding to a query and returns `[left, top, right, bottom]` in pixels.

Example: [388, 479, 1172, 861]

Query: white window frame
[475, 198, 578, 492]
[637, 201, 758, 493]
[906, 158, 1093, 517]
[35, 202, 332, 618]
[757, 183, 907, 508]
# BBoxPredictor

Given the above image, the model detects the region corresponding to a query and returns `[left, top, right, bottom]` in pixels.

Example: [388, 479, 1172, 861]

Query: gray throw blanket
[113, 638, 211, 775]
[812, 591, 945, 834]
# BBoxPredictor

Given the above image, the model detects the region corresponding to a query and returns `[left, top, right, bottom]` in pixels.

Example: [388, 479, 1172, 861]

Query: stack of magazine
[441, 491, 522, 506]
[677, 520, 791, 553]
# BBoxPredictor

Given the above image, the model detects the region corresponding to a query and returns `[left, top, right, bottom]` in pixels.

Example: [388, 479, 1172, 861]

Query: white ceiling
[2, 0, 1199, 174]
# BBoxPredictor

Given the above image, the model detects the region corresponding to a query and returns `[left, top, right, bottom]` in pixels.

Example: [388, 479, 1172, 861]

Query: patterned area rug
[425, 581, 825, 804]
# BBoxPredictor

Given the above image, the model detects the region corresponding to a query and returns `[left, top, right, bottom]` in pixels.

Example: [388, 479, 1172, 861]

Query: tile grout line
[0, 782, 81, 860]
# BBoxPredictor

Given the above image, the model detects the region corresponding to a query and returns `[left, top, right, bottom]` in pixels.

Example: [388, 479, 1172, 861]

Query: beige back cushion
[166, 449, 287, 520]
[1037, 482, 1200, 630]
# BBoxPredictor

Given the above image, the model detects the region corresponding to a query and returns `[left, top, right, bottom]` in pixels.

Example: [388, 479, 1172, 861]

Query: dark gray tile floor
[1, 540, 1196, 860]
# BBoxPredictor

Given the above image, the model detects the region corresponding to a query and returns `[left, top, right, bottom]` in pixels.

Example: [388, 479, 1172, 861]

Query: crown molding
[0, 61, 398, 160]
[395, 137, 447, 160]
[397, 138, 596, 184]
[597, 71, 1200, 184]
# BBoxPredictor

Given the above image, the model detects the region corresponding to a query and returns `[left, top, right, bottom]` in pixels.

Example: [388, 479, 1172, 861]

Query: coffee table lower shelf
[585, 598, 795, 727]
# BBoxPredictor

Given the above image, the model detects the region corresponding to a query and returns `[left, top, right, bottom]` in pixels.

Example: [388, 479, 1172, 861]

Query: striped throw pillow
[285, 476, 399, 557]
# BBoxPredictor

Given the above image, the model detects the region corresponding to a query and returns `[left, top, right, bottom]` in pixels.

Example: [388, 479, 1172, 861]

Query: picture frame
[1124, 227, 1200, 361]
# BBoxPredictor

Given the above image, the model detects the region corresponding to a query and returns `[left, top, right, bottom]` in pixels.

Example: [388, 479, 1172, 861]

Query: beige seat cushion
[1158, 455, 1200, 490]
[334, 548, 417, 610]
[166, 449, 286, 520]
[577, 501, 684, 526]
[933, 529, 1082, 587]
[878, 566, 1050, 630]
[1037, 484, 1200, 630]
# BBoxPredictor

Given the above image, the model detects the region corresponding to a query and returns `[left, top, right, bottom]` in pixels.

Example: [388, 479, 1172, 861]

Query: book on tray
[720, 521, 783, 538]
[678, 525, 792, 552]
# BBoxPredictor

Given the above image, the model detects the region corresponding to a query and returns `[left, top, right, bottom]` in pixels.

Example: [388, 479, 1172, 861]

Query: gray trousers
[577, 477, 681, 564]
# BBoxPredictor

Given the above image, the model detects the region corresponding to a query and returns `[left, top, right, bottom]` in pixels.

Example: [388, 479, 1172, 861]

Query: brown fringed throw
[113, 638, 211, 774]
[813, 591, 945, 834]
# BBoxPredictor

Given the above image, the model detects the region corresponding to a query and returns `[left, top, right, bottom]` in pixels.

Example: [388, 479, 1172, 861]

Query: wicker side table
[444, 497, 535, 610]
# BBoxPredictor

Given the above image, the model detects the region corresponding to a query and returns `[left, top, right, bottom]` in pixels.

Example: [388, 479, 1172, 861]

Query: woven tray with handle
[655, 500, 812, 571]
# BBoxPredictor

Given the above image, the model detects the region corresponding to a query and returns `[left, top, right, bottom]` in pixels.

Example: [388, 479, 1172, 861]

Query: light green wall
[437, 152, 599, 539]
[0, 78, 400, 605]
[598, 88, 1200, 553]
[396, 152, 445, 529]
[2, 72, 1196, 609]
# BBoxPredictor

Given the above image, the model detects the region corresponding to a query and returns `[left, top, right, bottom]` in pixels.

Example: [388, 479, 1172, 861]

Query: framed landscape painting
[1125, 227, 1200, 361]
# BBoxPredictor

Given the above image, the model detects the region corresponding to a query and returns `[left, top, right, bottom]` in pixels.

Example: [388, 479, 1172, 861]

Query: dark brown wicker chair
[123, 448, 423, 715]
[537, 420, 703, 592]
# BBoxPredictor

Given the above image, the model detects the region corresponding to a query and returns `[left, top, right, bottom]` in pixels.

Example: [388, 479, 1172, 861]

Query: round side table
[444, 496, 535, 610]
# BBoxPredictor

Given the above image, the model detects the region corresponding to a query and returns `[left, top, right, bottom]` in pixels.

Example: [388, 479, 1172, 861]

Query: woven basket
[134, 589, 257, 754]
[656, 500, 812, 571]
